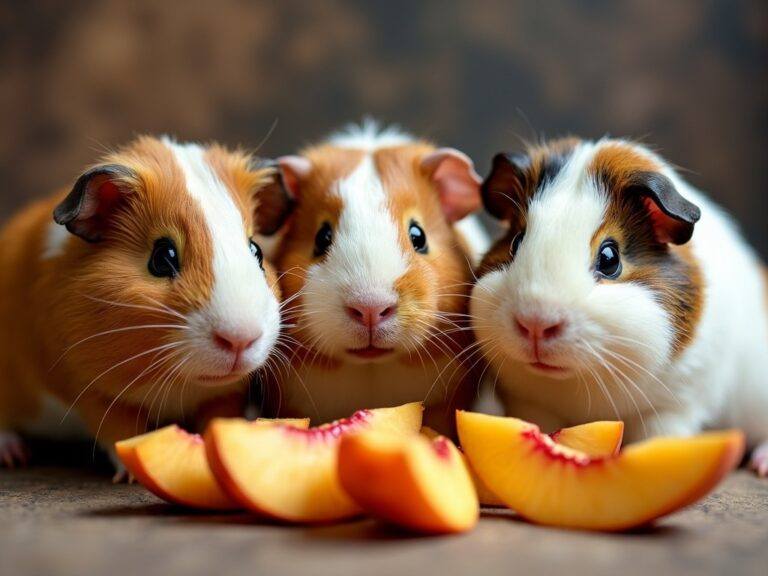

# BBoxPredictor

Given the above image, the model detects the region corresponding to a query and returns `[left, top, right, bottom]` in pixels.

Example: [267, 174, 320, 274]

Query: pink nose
[514, 315, 565, 342]
[212, 330, 260, 354]
[345, 301, 397, 329]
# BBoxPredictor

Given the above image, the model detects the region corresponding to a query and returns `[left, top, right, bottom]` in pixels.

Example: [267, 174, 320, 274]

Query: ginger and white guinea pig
[264, 120, 488, 435]
[470, 137, 768, 475]
[0, 135, 292, 473]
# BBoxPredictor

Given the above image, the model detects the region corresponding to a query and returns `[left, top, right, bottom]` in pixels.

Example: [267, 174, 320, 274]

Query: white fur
[472, 139, 768, 452]
[281, 123, 478, 428]
[41, 220, 71, 260]
[301, 140, 411, 356]
[455, 214, 491, 267]
[163, 139, 281, 381]
[329, 118, 412, 150]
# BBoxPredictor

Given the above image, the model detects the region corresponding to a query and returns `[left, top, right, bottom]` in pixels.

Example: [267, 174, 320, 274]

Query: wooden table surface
[2, 463, 766, 576]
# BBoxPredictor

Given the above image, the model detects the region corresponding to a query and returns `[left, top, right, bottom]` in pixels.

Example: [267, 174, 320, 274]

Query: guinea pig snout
[344, 298, 398, 330]
[211, 328, 262, 356]
[514, 314, 566, 344]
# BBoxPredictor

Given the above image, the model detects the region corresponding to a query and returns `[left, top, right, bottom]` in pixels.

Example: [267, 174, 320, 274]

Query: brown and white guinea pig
[264, 120, 488, 435]
[470, 137, 768, 475]
[0, 135, 292, 474]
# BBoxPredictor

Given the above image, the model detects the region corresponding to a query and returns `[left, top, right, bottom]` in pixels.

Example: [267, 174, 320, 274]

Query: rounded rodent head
[50, 136, 292, 402]
[274, 122, 481, 363]
[471, 138, 703, 383]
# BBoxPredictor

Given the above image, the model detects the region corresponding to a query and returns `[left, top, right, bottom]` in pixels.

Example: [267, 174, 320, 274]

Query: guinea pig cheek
[393, 260, 438, 345]
[581, 280, 674, 376]
[469, 268, 529, 363]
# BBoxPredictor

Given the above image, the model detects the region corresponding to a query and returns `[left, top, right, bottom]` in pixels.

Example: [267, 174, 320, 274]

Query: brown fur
[479, 138, 704, 355]
[589, 143, 704, 354]
[269, 139, 478, 429]
[0, 136, 278, 448]
[478, 137, 580, 277]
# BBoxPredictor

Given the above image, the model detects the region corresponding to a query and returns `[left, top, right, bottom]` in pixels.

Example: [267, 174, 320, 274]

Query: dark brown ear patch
[481, 138, 580, 224]
[481, 152, 531, 221]
[252, 158, 294, 235]
[53, 164, 137, 242]
[626, 171, 700, 245]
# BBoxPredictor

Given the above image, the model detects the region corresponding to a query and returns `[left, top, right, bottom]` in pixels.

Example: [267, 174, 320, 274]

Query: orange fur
[589, 143, 704, 355]
[268, 140, 478, 432]
[0, 136, 279, 450]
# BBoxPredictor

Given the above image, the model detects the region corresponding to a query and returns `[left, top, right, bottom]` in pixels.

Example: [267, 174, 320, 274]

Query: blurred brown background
[1, 0, 766, 256]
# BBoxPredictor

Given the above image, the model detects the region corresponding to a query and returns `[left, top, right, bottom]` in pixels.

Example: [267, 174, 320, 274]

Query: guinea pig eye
[148, 238, 180, 279]
[595, 239, 622, 279]
[249, 239, 264, 270]
[510, 231, 525, 259]
[408, 220, 428, 254]
[313, 222, 333, 257]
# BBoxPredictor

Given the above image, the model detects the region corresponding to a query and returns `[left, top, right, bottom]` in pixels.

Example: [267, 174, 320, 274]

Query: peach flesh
[458, 412, 745, 531]
[338, 431, 479, 534]
[205, 403, 423, 523]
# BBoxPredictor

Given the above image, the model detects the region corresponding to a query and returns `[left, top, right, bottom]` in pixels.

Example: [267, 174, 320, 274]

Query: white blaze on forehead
[512, 142, 606, 299]
[324, 153, 409, 300]
[162, 138, 278, 334]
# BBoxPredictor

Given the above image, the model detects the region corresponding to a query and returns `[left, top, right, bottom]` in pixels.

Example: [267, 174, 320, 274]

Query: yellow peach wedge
[457, 411, 744, 531]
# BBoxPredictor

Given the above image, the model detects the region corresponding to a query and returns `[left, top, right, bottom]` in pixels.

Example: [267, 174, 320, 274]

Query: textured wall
[1, 0, 766, 256]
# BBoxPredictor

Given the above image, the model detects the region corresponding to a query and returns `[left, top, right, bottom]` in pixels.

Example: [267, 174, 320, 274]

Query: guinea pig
[0, 135, 292, 475]
[470, 137, 768, 476]
[263, 120, 488, 435]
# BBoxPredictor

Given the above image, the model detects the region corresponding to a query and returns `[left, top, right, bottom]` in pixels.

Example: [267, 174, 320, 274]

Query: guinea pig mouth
[196, 371, 249, 386]
[528, 361, 570, 376]
[345, 345, 395, 361]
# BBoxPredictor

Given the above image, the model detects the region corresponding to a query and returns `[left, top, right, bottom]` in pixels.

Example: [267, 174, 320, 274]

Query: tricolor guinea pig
[0, 136, 292, 475]
[265, 121, 488, 434]
[471, 137, 768, 476]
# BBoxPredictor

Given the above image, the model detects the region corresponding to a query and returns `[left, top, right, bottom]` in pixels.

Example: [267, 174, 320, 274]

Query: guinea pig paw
[748, 442, 768, 478]
[0, 431, 29, 468]
[106, 448, 133, 483]
[111, 465, 135, 484]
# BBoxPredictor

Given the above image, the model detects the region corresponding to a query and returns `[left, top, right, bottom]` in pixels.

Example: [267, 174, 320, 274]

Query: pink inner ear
[81, 177, 121, 220]
[643, 197, 687, 244]
[278, 155, 312, 198]
[422, 148, 481, 223]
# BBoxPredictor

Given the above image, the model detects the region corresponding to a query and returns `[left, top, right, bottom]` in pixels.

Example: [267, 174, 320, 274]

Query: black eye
[148, 238, 180, 279]
[250, 239, 264, 269]
[596, 239, 622, 279]
[314, 222, 333, 257]
[409, 221, 428, 254]
[511, 231, 525, 259]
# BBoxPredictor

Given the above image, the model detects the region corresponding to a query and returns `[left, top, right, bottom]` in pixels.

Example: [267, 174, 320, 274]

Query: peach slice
[115, 418, 309, 510]
[422, 422, 623, 507]
[339, 431, 479, 534]
[457, 411, 745, 531]
[205, 402, 423, 523]
[551, 421, 624, 457]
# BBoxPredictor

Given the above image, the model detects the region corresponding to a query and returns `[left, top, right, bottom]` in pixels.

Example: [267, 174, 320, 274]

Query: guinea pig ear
[248, 158, 293, 236]
[626, 171, 701, 245]
[420, 148, 481, 223]
[53, 164, 137, 242]
[481, 152, 530, 221]
[253, 155, 310, 235]
[275, 155, 312, 198]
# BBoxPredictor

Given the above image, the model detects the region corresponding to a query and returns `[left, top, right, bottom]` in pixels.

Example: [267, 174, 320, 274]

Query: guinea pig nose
[345, 300, 398, 329]
[212, 330, 261, 354]
[514, 315, 565, 342]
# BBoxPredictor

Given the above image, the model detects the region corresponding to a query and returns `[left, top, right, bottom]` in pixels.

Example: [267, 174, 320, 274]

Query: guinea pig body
[472, 138, 768, 474]
[266, 121, 486, 434]
[0, 136, 291, 471]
